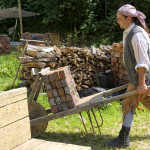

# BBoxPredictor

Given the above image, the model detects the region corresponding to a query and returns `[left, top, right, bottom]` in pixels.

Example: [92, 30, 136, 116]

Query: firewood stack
[19, 44, 111, 91]
[111, 42, 129, 86]
[43, 66, 80, 113]
[0, 35, 11, 54]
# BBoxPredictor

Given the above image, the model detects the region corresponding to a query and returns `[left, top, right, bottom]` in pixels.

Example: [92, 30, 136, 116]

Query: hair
[123, 15, 150, 35]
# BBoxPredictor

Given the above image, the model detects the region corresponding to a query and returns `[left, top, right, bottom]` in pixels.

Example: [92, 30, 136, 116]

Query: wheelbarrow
[28, 68, 149, 137]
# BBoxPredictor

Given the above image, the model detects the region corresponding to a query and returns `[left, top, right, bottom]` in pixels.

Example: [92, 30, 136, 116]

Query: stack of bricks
[111, 42, 129, 86]
[0, 35, 11, 54]
[22, 32, 60, 46]
[43, 66, 80, 113]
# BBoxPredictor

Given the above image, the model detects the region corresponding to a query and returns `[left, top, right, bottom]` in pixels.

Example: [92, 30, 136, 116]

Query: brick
[111, 57, 118, 63]
[111, 62, 119, 68]
[53, 71, 60, 80]
[61, 75, 71, 87]
[57, 87, 65, 96]
[67, 101, 74, 109]
[120, 53, 123, 58]
[50, 80, 57, 89]
[52, 105, 58, 113]
[59, 68, 68, 79]
[113, 51, 121, 57]
[117, 73, 122, 79]
[57, 104, 63, 112]
[43, 74, 49, 83]
[44, 82, 52, 91]
[60, 96, 67, 102]
[55, 80, 62, 88]
[49, 72, 54, 81]
[119, 69, 128, 75]
[112, 45, 123, 52]
[47, 90, 53, 99]
[52, 89, 59, 97]
[49, 98, 56, 106]
[64, 85, 71, 95]
[122, 74, 129, 80]
[111, 67, 119, 72]
[55, 97, 62, 104]
[119, 58, 124, 63]
[66, 94, 72, 102]
[119, 63, 125, 69]
[112, 43, 120, 47]
[62, 103, 69, 111]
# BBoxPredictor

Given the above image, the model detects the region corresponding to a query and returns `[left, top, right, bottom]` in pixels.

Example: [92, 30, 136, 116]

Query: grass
[0, 50, 21, 91]
[37, 96, 150, 150]
[0, 50, 150, 149]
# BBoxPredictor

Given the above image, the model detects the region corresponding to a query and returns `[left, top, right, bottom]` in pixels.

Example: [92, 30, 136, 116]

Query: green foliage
[0, 0, 150, 45]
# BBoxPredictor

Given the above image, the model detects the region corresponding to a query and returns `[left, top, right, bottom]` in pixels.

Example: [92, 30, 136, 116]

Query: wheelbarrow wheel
[29, 101, 48, 138]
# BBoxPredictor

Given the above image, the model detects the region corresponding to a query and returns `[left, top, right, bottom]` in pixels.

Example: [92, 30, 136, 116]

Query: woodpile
[0, 35, 11, 54]
[19, 44, 111, 91]
[111, 42, 129, 86]
[43, 66, 80, 113]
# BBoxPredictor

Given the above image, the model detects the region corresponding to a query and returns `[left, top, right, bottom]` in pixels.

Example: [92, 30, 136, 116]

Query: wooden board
[12, 138, 45, 150]
[0, 99, 29, 128]
[0, 117, 31, 150]
[0, 93, 27, 108]
[34, 141, 91, 150]
[13, 139, 91, 150]
[0, 87, 27, 107]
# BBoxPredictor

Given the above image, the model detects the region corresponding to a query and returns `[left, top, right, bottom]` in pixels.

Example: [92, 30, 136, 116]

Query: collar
[124, 23, 136, 35]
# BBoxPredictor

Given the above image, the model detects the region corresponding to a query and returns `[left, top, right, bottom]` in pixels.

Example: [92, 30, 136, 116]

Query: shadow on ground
[37, 131, 150, 150]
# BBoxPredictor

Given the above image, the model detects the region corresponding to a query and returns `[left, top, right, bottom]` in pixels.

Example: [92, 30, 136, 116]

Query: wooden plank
[12, 138, 45, 150]
[0, 99, 29, 128]
[0, 117, 31, 150]
[0, 87, 27, 101]
[0, 93, 27, 108]
[34, 141, 91, 150]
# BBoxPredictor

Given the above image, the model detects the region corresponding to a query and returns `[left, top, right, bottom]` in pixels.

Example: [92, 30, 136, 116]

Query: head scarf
[118, 4, 146, 28]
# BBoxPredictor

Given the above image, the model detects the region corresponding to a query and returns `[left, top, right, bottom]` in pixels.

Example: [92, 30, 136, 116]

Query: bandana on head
[118, 4, 146, 28]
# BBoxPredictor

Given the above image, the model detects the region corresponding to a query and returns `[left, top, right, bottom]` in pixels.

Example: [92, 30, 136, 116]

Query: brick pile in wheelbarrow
[43, 66, 80, 113]
[111, 42, 129, 86]
[0, 35, 11, 54]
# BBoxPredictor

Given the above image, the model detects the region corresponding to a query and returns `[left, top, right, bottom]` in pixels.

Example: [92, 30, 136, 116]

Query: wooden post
[18, 0, 23, 38]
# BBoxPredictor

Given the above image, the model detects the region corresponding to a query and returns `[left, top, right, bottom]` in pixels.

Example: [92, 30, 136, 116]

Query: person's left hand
[137, 83, 147, 94]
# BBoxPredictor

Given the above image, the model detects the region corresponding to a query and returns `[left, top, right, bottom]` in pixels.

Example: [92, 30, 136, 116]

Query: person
[106, 4, 150, 148]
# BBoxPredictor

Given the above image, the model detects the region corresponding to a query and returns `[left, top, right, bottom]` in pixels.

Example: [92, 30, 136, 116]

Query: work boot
[106, 126, 131, 148]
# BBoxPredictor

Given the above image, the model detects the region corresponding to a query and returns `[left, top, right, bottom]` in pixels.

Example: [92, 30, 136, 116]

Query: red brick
[60, 96, 67, 102]
[119, 63, 125, 69]
[119, 58, 124, 63]
[112, 46, 123, 52]
[117, 73, 122, 79]
[119, 69, 127, 75]
[50, 80, 57, 88]
[57, 87, 65, 96]
[56, 80, 62, 88]
[47, 90, 53, 99]
[59, 67, 69, 79]
[66, 94, 73, 102]
[67, 101, 74, 109]
[122, 74, 129, 80]
[61, 75, 71, 87]
[111, 57, 118, 63]
[111, 67, 119, 73]
[113, 51, 121, 57]
[53, 71, 60, 80]
[120, 53, 123, 58]
[62, 103, 69, 111]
